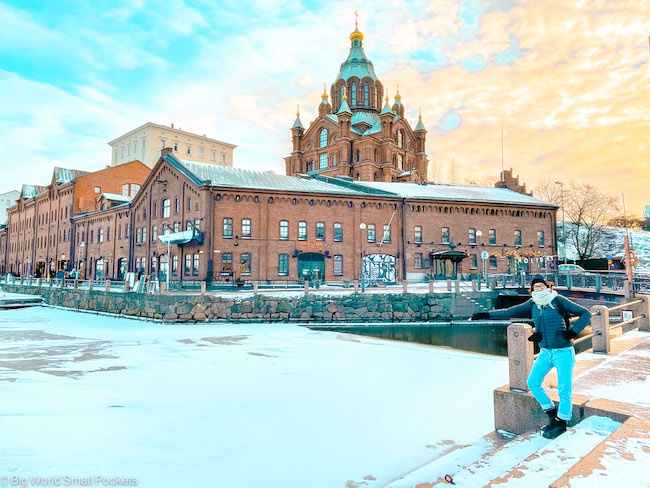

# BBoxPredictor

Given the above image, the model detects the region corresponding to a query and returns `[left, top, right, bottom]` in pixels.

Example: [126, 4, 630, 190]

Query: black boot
[542, 417, 567, 439]
[541, 407, 557, 434]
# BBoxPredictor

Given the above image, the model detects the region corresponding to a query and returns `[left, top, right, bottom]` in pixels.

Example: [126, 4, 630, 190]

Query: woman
[471, 275, 591, 439]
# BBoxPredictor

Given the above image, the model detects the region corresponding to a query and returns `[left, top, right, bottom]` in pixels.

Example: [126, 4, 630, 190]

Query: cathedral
[285, 21, 428, 183]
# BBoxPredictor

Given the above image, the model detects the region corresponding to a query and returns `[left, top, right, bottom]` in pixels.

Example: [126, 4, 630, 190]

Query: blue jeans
[526, 346, 576, 421]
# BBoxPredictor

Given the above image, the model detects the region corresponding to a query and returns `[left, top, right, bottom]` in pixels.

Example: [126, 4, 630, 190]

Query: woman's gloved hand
[562, 329, 578, 340]
[528, 331, 543, 342]
[470, 312, 490, 320]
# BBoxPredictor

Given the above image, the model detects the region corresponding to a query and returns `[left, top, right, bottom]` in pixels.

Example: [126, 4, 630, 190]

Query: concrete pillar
[304, 280, 309, 295]
[74, 279, 79, 289]
[253, 282, 258, 295]
[623, 281, 632, 298]
[354, 280, 359, 293]
[447, 280, 452, 292]
[472, 280, 477, 291]
[634, 295, 650, 332]
[124, 280, 129, 293]
[200, 281, 207, 295]
[59, 278, 64, 288]
[429, 279, 434, 294]
[88, 280, 93, 291]
[105, 281, 111, 293]
[591, 305, 610, 354]
[489, 277, 496, 290]
[403, 281, 408, 294]
[454, 280, 460, 293]
[507, 322, 534, 391]
[160, 281, 167, 295]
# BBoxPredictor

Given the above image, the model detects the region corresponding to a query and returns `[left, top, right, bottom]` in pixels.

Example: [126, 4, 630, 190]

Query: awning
[158, 230, 195, 245]
[429, 250, 468, 262]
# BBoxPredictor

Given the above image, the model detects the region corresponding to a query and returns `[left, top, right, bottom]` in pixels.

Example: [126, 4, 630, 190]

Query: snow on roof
[100, 193, 131, 202]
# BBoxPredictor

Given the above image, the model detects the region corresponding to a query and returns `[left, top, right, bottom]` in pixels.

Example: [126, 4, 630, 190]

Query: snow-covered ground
[0, 305, 508, 488]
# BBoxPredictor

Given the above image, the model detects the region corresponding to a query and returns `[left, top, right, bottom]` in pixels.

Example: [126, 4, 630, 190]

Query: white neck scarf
[531, 288, 558, 307]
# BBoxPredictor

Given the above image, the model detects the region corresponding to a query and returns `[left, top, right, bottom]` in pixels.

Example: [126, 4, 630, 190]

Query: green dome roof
[335, 38, 378, 82]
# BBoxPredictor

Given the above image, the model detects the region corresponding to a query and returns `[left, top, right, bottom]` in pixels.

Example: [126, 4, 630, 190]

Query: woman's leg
[552, 346, 576, 421]
[526, 348, 555, 411]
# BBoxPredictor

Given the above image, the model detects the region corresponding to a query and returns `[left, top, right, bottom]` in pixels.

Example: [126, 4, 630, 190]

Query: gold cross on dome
[354, 11, 358, 27]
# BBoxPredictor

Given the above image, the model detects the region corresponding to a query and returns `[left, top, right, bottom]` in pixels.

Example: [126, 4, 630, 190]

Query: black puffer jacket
[488, 295, 591, 349]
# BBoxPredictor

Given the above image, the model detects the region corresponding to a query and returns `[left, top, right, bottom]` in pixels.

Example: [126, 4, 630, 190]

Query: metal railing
[507, 295, 650, 391]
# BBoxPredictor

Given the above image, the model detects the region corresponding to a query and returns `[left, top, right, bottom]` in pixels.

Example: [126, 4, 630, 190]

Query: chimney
[161, 147, 172, 156]
[171, 123, 174, 129]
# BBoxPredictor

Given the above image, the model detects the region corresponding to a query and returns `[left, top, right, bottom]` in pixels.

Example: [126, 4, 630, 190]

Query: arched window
[332, 154, 336, 166]
[351, 82, 357, 106]
[397, 130, 403, 148]
[340, 85, 345, 105]
[397, 154, 403, 169]
[364, 83, 369, 106]
[356, 150, 360, 162]
[374, 149, 378, 162]
[319, 128, 327, 148]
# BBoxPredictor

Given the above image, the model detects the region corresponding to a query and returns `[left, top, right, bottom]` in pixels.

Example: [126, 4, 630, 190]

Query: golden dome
[350, 11, 363, 41]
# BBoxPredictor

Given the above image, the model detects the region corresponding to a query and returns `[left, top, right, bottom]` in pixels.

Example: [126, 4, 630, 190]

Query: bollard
[74, 279, 79, 289]
[201, 281, 207, 295]
[403, 281, 408, 294]
[105, 281, 111, 293]
[253, 282, 258, 295]
[354, 280, 359, 293]
[507, 322, 534, 391]
[60, 278, 64, 288]
[454, 280, 460, 293]
[160, 281, 167, 295]
[590, 305, 610, 354]
[636, 294, 650, 332]
[490, 277, 496, 290]
[472, 280, 478, 291]
[447, 280, 452, 292]
[429, 279, 434, 294]
[304, 280, 309, 296]
[88, 280, 93, 291]
[28, 277, 33, 286]
[124, 280, 129, 293]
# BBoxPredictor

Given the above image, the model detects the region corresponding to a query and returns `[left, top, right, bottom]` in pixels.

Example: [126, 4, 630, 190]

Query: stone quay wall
[1, 284, 497, 323]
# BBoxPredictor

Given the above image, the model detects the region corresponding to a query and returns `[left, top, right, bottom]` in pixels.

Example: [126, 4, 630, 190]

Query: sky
[1, 0, 648, 214]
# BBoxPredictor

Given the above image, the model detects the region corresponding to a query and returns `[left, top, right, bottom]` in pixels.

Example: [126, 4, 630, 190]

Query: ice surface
[0, 306, 508, 488]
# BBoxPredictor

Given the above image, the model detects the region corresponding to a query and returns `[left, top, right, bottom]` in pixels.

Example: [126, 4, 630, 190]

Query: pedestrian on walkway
[471, 275, 591, 438]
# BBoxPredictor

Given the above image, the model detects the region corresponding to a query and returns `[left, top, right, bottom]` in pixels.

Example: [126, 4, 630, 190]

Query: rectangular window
[537, 231, 545, 247]
[316, 222, 325, 240]
[278, 254, 289, 276]
[222, 253, 233, 269]
[174, 198, 179, 214]
[142, 227, 146, 243]
[187, 197, 191, 211]
[279, 220, 289, 239]
[442, 227, 450, 244]
[193, 254, 199, 275]
[222, 154, 226, 163]
[414, 252, 423, 269]
[173, 221, 179, 233]
[471, 254, 478, 269]
[126, 224, 130, 238]
[241, 253, 251, 275]
[141, 137, 145, 152]
[515, 230, 522, 246]
[194, 219, 200, 231]
[333, 255, 343, 276]
[469, 228, 477, 245]
[173, 142, 178, 151]
[414, 226, 422, 243]
[211, 151, 216, 161]
[334, 222, 342, 242]
[172, 255, 178, 274]
[151, 256, 156, 274]
[186, 220, 192, 232]
[136, 228, 141, 244]
[152, 226, 157, 242]
[319, 153, 327, 169]
[199, 148, 204, 158]
[185, 255, 192, 275]
[186, 145, 191, 155]
[94, 186, 101, 194]
[223, 218, 233, 238]
[382, 224, 391, 243]
[160, 138, 166, 148]
[127, 143, 131, 155]
[241, 218, 251, 238]
[298, 221, 307, 240]
[367, 224, 376, 243]
[489, 256, 498, 269]
[489, 229, 496, 246]
[118, 225, 122, 240]
[153, 203, 157, 218]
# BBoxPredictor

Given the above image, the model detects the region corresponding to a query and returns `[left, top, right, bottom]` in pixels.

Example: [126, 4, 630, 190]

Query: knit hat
[530, 275, 550, 290]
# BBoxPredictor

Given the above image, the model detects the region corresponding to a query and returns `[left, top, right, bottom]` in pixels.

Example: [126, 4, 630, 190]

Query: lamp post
[359, 223, 366, 292]
[554, 181, 566, 265]
[475, 230, 483, 286]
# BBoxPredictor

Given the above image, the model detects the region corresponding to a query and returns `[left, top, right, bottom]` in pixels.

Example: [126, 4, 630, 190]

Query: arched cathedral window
[351, 82, 357, 106]
[319, 129, 328, 148]
[364, 83, 369, 106]
[397, 154, 403, 170]
[397, 130, 403, 148]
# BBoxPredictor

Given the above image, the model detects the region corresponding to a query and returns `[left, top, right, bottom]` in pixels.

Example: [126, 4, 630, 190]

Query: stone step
[384, 431, 513, 488]
[481, 416, 620, 488]
[427, 431, 552, 487]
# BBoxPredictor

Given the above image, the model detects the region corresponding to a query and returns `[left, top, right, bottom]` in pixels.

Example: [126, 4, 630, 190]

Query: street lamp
[475, 230, 484, 287]
[554, 181, 566, 265]
[359, 223, 366, 292]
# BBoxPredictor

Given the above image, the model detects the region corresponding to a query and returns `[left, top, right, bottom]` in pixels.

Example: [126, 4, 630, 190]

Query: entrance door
[434, 259, 457, 280]
[298, 253, 325, 281]
[158, 256, 168, 282]
[117, 258, 127, 280]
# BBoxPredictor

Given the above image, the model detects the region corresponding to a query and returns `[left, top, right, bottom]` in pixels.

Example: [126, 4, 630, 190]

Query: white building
[0, 190, 20, 226]
[108, 122, 237, 169]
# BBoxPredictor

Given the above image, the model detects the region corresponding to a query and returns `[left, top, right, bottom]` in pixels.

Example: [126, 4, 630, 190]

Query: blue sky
[1, 0, 648, 213]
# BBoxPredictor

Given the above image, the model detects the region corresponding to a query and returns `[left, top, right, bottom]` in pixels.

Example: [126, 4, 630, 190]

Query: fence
[506, 295, 650, 391]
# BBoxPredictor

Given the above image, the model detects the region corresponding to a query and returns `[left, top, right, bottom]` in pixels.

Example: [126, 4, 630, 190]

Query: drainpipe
[400, 197, 407, 281]
[207, 184, 214, 284]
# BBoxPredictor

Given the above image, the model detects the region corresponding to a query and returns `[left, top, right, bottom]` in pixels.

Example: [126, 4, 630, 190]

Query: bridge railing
[506, 295, 650, 391]
[493, 272, 631, 294]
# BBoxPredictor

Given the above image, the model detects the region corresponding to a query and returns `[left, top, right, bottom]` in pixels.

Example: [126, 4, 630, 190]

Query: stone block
[582, 398, 638, 424]
[494, 385, 588, 434]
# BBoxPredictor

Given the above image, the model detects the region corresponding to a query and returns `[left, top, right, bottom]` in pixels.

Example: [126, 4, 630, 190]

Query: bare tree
[532, 179, 619, 260]
[464, 175, 498, 187]
[606, 214, 645, 230]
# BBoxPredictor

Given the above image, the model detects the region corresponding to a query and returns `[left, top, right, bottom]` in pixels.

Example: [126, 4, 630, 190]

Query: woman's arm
[558, 296, 591, 335]
[489, 300, 533, 320]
